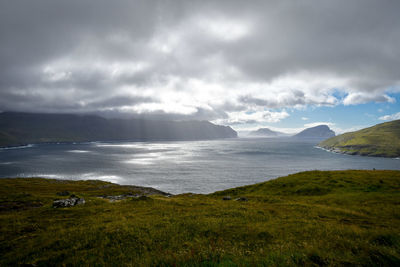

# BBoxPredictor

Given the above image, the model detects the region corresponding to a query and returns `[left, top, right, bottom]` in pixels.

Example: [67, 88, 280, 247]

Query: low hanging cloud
[214, 109, 290, 125]
[379, 112, 400, 121]
[0, 0, 399, 125]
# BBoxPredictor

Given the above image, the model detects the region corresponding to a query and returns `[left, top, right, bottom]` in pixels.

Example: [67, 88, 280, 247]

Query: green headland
[319, 119, 400, 158]
[1, 170, 400, 266]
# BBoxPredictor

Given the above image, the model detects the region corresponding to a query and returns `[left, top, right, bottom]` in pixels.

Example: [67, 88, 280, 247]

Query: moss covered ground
[1, 170, 400, 266]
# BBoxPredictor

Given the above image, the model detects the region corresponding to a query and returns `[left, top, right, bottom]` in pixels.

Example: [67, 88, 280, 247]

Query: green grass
[1, 170, 400, 266]
[319, 119, 400, 157]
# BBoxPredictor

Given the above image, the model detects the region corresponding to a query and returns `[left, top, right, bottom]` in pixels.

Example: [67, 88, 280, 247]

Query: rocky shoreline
[317, 145, 399, 158]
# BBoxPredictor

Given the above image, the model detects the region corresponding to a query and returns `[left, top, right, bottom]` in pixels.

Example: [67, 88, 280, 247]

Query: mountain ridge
[293, 125, 335, 140]
[247, 128, 287, 137]
[0, 112, 237, 147]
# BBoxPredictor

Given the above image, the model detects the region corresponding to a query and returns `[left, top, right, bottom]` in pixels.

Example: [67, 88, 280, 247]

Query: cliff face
[0, 112, 237, 146]
[293, 125, 335, 141]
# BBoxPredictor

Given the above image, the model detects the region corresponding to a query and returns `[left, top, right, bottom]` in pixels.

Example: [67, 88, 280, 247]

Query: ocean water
[0, 138, 399, 194]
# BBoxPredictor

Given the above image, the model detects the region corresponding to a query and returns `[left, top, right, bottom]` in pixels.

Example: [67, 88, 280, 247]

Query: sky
[0, 0, 399, 135]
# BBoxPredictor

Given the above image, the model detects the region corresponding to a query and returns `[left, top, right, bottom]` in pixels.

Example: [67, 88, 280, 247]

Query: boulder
[100, 194, 140, 202]
[53, 197, 85, 208]
[222, 196, 232, 200]
[235, 197, 248, 202]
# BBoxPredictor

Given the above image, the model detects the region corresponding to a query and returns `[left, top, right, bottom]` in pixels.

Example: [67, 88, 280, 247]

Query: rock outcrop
[53, 197, 85, 208]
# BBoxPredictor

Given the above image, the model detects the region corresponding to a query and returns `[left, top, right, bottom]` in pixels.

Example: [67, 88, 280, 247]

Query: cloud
[213, 108, 289, 125]
[301, 117, 309, 121]
[195, 15, 253, 42]
[0, 0, 399, 125]
[304, 122, 335, 128]
[343, 93, 395, 105]
[379, 112, 400, 121]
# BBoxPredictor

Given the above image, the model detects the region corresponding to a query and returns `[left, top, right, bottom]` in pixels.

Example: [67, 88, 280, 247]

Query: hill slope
[0, 112, 237, 147]
[293, 125, 335, 141]
[1, 170, 400, 266]
[319, 120, 400, 157]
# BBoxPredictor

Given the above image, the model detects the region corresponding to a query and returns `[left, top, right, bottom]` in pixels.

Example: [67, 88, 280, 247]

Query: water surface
[1, 138, 399, 194]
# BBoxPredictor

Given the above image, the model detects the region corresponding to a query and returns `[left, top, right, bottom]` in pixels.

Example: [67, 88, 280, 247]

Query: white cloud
[343, 93, 395, 105]
[195, 15, 253, 42]
[301, 117, 309, 121]
[1, 0, 400, 127]
[304, 122, 335, 128]
[214, 109, 289, 125]
[379, 112, 400, 121]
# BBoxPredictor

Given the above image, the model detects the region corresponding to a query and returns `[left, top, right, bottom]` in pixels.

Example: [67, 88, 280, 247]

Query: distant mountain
[293, 125, 335, 141]
[248, 128, 287, 137]
[0, 112, 237, 147]
[319, 120, 400, 158]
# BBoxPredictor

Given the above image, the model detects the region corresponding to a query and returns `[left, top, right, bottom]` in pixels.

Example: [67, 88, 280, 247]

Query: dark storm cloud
[0, 0, 399, 123]
[224, 0, 400, 84]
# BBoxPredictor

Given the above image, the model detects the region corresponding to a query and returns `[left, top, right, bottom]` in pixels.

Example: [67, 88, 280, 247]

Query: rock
[222, 196, 231, 200]
[100, 194, 141, 202]
[52, 197, 85, 208]
[75, 198, 85, 205]
[235, 197, 248, 202]
[104, 195, 125, 201]
[56, 191, 70, 196]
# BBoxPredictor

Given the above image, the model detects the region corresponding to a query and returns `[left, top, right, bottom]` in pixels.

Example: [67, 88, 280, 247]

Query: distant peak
[248, 127, 288, 137]
[293, 124, 335, 140]
[310, 125, 330, 129]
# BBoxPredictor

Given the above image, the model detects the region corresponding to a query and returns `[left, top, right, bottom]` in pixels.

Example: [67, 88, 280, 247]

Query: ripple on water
[67, 150, 91, 153]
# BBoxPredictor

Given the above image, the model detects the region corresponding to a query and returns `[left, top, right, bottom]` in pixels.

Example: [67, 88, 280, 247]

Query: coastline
[316, 145, 400, 159]
[0, 137, 240, 150]
[0, 144, 35, 150]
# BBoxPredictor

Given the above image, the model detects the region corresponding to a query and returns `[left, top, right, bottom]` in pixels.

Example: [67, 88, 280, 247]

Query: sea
[0, 138, 399, 194]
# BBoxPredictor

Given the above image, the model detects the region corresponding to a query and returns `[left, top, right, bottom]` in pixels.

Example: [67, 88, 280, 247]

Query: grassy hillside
[319, 120, 400, 157]
[1, 170, 400, 266]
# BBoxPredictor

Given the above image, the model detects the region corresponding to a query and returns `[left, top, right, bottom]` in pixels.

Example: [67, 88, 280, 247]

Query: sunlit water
[0, 138, 399, 194]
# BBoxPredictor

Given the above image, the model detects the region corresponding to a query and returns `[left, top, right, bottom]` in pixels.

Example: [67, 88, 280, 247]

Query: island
[292, 124, 335, 141]
[247, 125, 336, 140]
[319, 119, 400, 158]
[248, 128, 288, 137]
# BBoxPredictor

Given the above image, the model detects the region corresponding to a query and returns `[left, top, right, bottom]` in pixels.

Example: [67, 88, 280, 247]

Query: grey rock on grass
[53, 197, 85, 208]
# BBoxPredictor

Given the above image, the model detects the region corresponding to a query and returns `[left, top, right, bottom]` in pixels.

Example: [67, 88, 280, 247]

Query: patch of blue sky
[267, 92, 400, 132]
